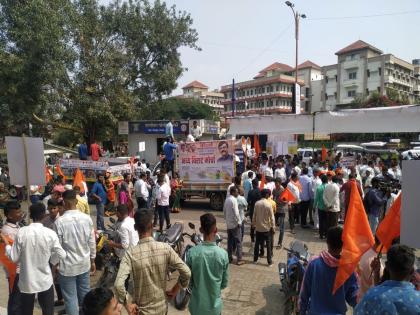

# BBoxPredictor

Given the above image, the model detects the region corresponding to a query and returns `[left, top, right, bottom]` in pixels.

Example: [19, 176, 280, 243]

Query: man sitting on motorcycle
[108, 204, 139, 259]
[299, 226, 358, 314]
[186, 213, 229, 315]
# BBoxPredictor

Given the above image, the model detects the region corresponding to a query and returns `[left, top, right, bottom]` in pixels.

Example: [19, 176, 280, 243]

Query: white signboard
[138, 141, 145, 152]
[5, 136, 45, 185]
[118, 121, 129, 135]
[295, 83, 301, 114]
[401, 160, 420, 249]
[341, 156, 356, 168]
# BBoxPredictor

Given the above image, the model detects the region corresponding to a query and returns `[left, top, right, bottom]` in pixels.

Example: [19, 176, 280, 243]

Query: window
[347, 90, 356, 97]
[367, 69, 370, 78]
[366, 88, 369, 95]
[262, 87, 265, 93]
[246, 90, 249, 96]
[335, 75, 338, 82]
[305, 101, 309, 112]
[306, 87, 310, 97]
[334, 92, 337, 99]
[349, 72, 357, 80]
[325, 77, 329, 83]
[379, 67, 382, 75]
[251, 89, 253, 96]
[377, 86, 381, 93]
[324, 93, 328, 100]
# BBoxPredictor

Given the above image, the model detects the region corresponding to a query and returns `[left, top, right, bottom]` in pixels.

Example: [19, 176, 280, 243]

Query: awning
[228, 105, 420, 135]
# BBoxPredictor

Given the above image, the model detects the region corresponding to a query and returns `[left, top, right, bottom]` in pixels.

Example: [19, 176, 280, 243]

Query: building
[320, 40, 420, 110]
[181, 80, 224, 114]
[220, 62, 304, 117]
[292, 60, 323, 113]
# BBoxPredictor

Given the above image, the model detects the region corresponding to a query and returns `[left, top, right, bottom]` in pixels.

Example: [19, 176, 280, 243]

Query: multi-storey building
[220, 62, 304, 117]
[293, 60, 323, 113]
[180, 80, 224, 114]
[320, 40, 420, 110]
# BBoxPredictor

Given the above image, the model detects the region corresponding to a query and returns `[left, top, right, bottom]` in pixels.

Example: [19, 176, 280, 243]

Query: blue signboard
[129, 120, 189, 135]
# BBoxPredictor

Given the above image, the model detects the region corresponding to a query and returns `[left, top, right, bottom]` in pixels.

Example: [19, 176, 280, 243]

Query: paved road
[1, 198, 330, 315]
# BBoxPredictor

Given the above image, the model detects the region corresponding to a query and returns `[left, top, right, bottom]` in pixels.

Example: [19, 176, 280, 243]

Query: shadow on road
[255, 284, 284, 315]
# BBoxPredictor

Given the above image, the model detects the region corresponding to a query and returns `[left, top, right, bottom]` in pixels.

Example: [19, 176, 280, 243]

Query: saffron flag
[278, 187, 296, 203]
[259, 174, 266, 190]
[55, 164, 66, 181]
[321, 145, 327, 162]
[376, 193, 402, 252]
[73, 168, 85, 193]
[333, 181, 374, 294]
[45, 166, 52, 184]
[254, 134, 261, 158]
[0, 236, 17, 291]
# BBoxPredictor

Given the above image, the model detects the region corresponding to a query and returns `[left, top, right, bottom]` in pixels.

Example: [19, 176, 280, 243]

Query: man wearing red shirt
[90, 141, 101, 161]
[339, 173, 363, 220]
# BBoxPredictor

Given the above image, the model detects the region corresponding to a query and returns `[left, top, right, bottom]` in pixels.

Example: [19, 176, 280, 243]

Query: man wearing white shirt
[323, 176, 341, 232]
[156, 175, 172, 231]
[54, 190, 96, 315]
[274, 163, 287, 183]
[223, 186, 244, 265]
[108, 204, 139, 259]
[2, 202, 66, 315]
[311, 169, 322, 229]
[190, 120, 202, 140]
[134, 173, 149, 209]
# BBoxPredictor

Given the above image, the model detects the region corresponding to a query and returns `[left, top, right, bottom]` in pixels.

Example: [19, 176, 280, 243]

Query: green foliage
[0, 0, 199, 143]
[140, 97, 218, 121]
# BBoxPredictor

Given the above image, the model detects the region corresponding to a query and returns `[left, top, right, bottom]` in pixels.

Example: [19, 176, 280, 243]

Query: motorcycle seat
[164, 223, 183, 244]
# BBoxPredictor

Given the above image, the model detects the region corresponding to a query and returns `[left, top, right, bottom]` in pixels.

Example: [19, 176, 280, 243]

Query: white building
[319, 40, 420, 110]
[180, 80, 224, 114]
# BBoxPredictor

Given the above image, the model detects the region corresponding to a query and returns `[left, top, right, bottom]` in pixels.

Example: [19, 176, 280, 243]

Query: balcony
[342, 79, 359, 88]
[343, 60, 360, 70]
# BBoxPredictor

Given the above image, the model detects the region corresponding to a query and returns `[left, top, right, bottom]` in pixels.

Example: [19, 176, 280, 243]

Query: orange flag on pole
[278, 187, 296, 203]
[45, 166, 52, 184]
[0, 236, 17, 291]
[73, 168, 85, 193]
[333, 181, 374, 294]
[259, 174, 266, 190]
[55, 164, 66, 181]
[254, 134, 261, 157]
[376, 193, 402, 252]
[321, 145, 327, 162]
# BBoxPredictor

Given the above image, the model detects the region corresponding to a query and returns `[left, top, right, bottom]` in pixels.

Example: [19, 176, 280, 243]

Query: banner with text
[178, 140, 235, 184]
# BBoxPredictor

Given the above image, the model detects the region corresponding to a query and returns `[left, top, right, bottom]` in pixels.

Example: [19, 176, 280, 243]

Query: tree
[140, 97, 219, 121]
[0, 0, 75, 136]
[0, 0, 199, 144]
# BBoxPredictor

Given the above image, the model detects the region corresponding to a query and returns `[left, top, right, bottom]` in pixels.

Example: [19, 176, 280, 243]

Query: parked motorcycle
[154, 222, 184, 256]
[174, 222, 222, 310]
[278, 240, 311, 315]
[95, 217, 119, 288]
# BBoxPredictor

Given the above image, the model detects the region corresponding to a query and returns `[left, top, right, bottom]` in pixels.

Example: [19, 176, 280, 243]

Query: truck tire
[209, 193, 224, 211]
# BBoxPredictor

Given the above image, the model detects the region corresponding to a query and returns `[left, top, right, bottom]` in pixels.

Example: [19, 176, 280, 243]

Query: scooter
[95, 217, 120, 288]
[174, 222, 222, 310]
[278, 240, 311, 315]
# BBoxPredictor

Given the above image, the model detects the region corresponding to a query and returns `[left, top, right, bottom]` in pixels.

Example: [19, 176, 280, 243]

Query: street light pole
[285, 1, 306, 113]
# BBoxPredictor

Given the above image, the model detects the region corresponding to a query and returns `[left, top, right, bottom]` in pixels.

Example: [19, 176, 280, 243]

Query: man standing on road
[134, 173, 149, 209]
[247, 178, 261, 243]
[272, 179, 288, 249]
[252, 189, 275, 266]
[299, 226, 358, 314]
[156, 175, 172, 231]
[323, 176, 341, 231]
[299, 168, 312, 228]
[340, 173, 363, 220]
[1, 201, 24, 315]
[2, 202, 66, 315]
[187, 213, 229, 315]
[91, 173, 107, 230]
[114, 209, 191, 315]
[364, 177, 387, 234]
[314, 174, 328, 239]
[223, 186, 244, 265]
[54, 190, 96, 315]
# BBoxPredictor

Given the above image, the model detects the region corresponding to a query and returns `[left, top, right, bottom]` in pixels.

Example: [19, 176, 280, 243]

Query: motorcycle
[95, 217, 119, 288]
[278, 240, 311, 315]
[154, 222, 185, 256]
[174, 222, 222, 310]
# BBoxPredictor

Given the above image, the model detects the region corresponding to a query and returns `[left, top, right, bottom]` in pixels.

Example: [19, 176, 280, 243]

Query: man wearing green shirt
[186, 213, 229, 315]
[314, 174, 328, 239]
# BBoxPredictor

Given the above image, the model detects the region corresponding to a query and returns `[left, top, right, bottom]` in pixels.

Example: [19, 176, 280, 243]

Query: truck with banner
[176, 139, 235, 210]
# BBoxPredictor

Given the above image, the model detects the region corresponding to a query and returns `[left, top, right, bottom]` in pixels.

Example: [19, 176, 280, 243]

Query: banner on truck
[178, 140, 235, 184]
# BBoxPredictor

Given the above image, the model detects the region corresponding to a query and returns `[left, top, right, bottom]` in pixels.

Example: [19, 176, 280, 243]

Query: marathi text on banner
[178, 140, 235, 184]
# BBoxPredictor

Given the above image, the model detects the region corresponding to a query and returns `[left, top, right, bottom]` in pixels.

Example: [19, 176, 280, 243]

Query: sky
[99, 0, 420, 95]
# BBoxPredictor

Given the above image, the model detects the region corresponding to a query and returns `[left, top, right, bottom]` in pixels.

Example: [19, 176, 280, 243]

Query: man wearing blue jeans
[364, 178, 386, 234]
[54, 190, 96, 315]
[91, 174, 107, 231]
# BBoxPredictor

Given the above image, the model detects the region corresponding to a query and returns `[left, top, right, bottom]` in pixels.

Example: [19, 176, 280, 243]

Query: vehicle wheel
[174, 288, 190, 310]
[209, 193, 224, 211]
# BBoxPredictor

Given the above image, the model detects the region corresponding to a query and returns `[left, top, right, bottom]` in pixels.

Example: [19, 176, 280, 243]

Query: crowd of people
[1, 142, 419, 315]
